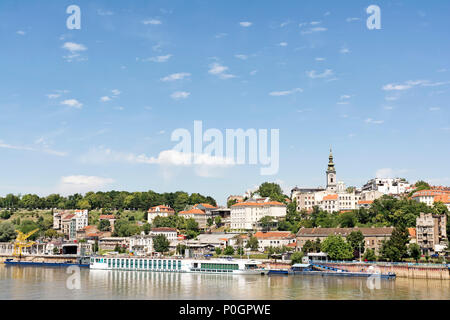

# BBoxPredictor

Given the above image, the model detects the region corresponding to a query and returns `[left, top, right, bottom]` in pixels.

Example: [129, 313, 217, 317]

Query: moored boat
[89, 256, 268, 275]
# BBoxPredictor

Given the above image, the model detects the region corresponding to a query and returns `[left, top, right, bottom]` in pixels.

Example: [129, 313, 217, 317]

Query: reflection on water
[0, 264, 449, 300]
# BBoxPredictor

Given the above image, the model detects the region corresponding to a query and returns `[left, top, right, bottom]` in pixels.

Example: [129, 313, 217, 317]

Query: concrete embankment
[322, 262, 450, 280]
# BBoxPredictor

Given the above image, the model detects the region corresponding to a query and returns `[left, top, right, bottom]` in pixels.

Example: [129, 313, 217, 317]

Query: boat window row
[92, 258, 182, 270]
[200, 263, 239, 270]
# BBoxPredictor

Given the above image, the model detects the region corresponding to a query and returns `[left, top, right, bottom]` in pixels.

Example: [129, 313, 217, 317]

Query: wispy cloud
[97, 9, 114, 16]
[301, 27, 327, 35]
[269, 88, 303, 96]
[58, 175, 114, 195]
[239, 21, 252, 27]
[340, 47, 350, 54]
[141, 54, 173, 63]
[62, 42, 87, 62]
[61, 99, 83, 109]
[215, 33, 228, 39]
[365, 118, 384, 125]
[234, 54, 248, 60]
[278, 42, 288, 47]
[161, 72, 191, 82]
[346, 17, 361, 22]
[170, 91, 191, 100]
[306, 69, 334, 79]
[142, 19, 162, 25]
[0, 140, 67, 157]
[16, 30, 26, 36]
[382, 80, 450, 91]
[208, 62, 235, 79]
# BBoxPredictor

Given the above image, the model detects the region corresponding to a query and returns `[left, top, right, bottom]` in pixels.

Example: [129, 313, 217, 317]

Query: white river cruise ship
[89, 256, 269, 275]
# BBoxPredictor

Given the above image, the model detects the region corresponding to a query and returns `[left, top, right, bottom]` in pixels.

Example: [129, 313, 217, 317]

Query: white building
[147, 205, 175, 224]
[150, 227, 178, 241]
[129, 235, 153, 256]
[362, 178, 410, 195]
[230, 200, 286, 230]
[411, 189, 450, 210]
[245, 231, 297, 252]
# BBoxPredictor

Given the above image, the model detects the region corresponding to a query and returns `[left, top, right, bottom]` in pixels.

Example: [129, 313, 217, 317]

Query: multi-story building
[99, 215, 116, 232]
[129, 235, 154, 256]
[147, 205, 175, 224]
[412, 189, 450, 209]
[296, 227, 394, 254]
[362, 178, 411, 195]
[150, 227, 178, 241]
[416, 213, 448, 254]
[54, 209, 89, 240]
[246, 231, 297, 252]
[99, 237, 130, 251]
[179, 208, 208, 229]
[230, 200, 286, 230]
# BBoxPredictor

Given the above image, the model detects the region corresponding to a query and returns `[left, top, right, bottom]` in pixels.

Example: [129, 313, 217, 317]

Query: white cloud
[346, 17, 361, 22]
[16, 30, 26, 36]
[143, 19, 162, 25]
[100, 96, 111, 102]
[58, 175, 114, 195]
[170, 91, 191, 100]
[0, 140, 67, 157]
[47, 94, 61, 99]
[365, 118, 384, 125]
[114, 106, 124, 111]
[278, 42, 288, 47]
[161, 72, 191, 82]
[234, 54, 248, 60]
[239, 22, 252, 27]
[61, 99, 83, 109]
[111, 89, 121, 96]
[79, 147, 234, 178]
[250, 70, 258, 76]
[429, 107, 440, 111]
[142, 54, 173, 63]
[301, 27, 327, 34]
[269, 88, 303, 96]
[315, 57, 326, 61]
[306, 69, 334, 79]
[340, 47, 350, 54]
[381, 80, 449, 91]
[215, 33, 228, 38]
[62, 42, 87, 52]
[208, 62, 235, 79]
[385, 96, 399, 101]
[310, 21, 322, 25]
[340, 95, 352, 100]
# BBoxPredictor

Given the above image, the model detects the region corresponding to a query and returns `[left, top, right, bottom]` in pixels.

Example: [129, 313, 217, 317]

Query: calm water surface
[0, 264, 449, 300]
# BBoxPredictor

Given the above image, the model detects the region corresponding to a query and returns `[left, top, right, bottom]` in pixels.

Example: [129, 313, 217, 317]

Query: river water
[0, 264, 449, 300]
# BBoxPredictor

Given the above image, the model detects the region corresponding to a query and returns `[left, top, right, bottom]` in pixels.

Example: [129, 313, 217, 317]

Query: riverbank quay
[320, 261, 450, 280]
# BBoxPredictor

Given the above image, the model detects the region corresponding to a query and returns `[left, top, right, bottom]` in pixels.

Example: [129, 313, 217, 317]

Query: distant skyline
[0, 0, 449, 205]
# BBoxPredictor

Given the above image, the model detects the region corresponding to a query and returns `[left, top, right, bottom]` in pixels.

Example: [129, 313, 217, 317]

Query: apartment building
[416, 213, 448, 254]
[230, 200, 286, 230]
[147, 205, 175, 224]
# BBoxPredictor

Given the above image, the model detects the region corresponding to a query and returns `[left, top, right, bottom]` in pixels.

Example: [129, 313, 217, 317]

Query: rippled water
[0, 264, 449, 300]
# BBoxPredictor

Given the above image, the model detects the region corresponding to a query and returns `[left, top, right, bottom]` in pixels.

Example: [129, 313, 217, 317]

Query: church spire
[327, 147, 335, 172]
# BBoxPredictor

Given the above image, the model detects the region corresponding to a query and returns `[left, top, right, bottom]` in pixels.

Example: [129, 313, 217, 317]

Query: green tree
[320, 235, 353, 260]
[176, 243, 187, 255]
[363, 249, 377, 261]
[227, 199, 238, 208]
[45, 229, 58, 239]
[98, 219, 111, 231]
[408, 243, 421, 262]
[380, 225, 410, 262]
[224, 246, 235, 255]
[246, 235, 259, 251]
[290, 251, 304, 264]
[153, 234, 170, 253]
[346, 230, 365, 258]
[0, 222, 16, 242]
[215, 247, 222, 255]
[259, 216, 273, 232]
[214, 216, 222, 228]
[207, 218, 213, 227]
[257, 182, 286, 202]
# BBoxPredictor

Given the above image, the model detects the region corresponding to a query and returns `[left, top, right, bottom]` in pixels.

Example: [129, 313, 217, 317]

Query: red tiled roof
[151, 227, 177, 232]
[412, 189, 450, 198]
[99, 215, 115, 219]
[231, 201, 285, 208]
[179, 208, 205, 215]
[297, 227, 394, 237]
[254, 231, 295, 239]
[434, 195, 450, 204]
[358, 200, 374, 205]
[194, 203, 217, 209]
[148, 205, 175, 213]
[323, 194, 338, 201]
[286, 241, 297, 248]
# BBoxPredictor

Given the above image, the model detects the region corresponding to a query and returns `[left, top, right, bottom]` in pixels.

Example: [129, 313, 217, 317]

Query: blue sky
[0, 0, 449, 205]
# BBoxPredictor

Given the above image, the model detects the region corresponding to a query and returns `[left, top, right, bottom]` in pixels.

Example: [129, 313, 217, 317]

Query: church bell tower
[326, 148, 337, 192]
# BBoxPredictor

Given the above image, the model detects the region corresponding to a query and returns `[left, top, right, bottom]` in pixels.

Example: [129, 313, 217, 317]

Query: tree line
[0, 190, 217, 212]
